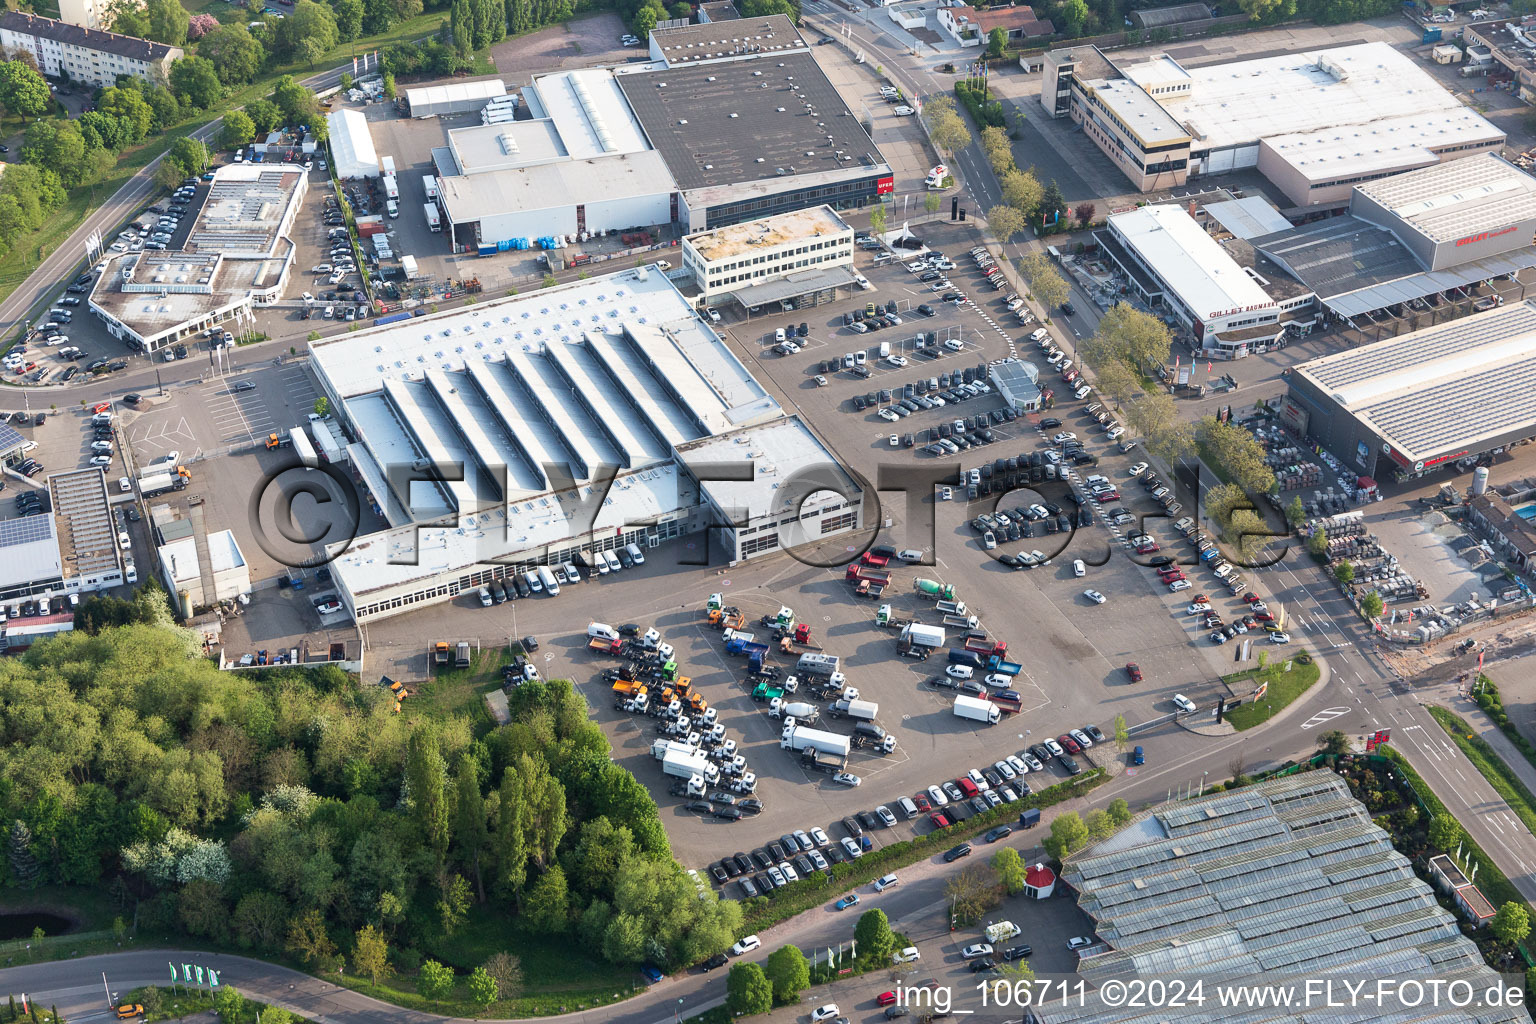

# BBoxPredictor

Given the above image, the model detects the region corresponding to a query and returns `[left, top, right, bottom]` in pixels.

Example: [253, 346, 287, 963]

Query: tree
[1038, 179, 1067, 229]
[198, 23, 265, 86]
[272, 1, 338, 65]
[925, 104, 971, 155]
[991, 846, 1026, 895]
[352, 925, 393, 984]
[107, 0, 150, 36]
[1238, 0, 1286, 19]
[980, 126, 1013, 175]
[145, 0, 191, 44]
[314, 396, 330, 417]
[481, 953, 523, 1000]
[1493, 902, 1531, 946]
[450, 0, 473, 54]
[213, 986, 245, 1022]
[1428, 814, 1463, 852]
[631, 4, 659, 39]
[168, 137, 210, 177]
[1043, 812, 1090, 860]
[522, 865, 569, 933]
[21, 121, 88, 187]
[0, 62, 50, 121]
[924, 192, 942, 214]
[1073, 201, 1096, 227]
[1000, 169, 1042, 216]
[260, 1008, 293, 1024]
[1334, 561, 1355, 584]
[334, 0, 364, 39]
[1059, 0, 1088, 35]
[245, 98, 283, 135]
[405, 728, 450, 870]
[233, 890, 289, 950]
[1095, 360, 1140, 410]
[986, 26, 1006, 56]
[271, 75, 321, 126]
[868, 204, 887, 237]
[944, 863, 1000, 925]
[1285, 495, 1306, 528]
[987, 204, 1026, 242]
[854, 908, 895, 964]
[1112, 715, 1129, 751]
[170, 56, 222, 109]
[1107, 798, 1133, 827]
[1093, 303, 1173, 373]
[1317, 730, 1351, 756]
[221, 110, 256, 150]
[467, 966, 498, 1007]
[286, 908, 337, 966]
[188, 12, 219, 38]
[726, 962, 773, 1015]
[762, 944, 809, 1005]
[417, 960, 456, 1002]
[1306, 527, 1329, 560]
[1017, 251, 1068, 310]
[1360, 591, 1384, 619]
[8, 821, 38, 888]
[1085, 808, 1115, 841]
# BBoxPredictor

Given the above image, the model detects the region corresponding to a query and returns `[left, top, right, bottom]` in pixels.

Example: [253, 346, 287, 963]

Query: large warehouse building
[1284, 298, 1536, 481]
[1041, 41, 1505, 206]
[311, 266, 863, 623]
[1043, 773, 1521, 1024]
[427, 16, 890, 250]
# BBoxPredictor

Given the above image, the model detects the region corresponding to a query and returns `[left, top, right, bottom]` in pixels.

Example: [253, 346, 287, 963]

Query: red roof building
[938, 4, 1055, 46]
[1024, 863, 1056, 899]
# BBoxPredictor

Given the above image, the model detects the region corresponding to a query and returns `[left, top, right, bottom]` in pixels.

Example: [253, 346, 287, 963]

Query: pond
[0, 912, 74, 941]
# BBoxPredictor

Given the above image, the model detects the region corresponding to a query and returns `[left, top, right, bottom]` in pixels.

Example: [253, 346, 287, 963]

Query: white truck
[663, 748, 719, 785]
[780, 724, 852, 759]
[423, 203, 440, 232]
[900, 623, 946, 649]
[954, 695, 1001, 725]
[402, 254, 420, 279]
[380, 155, 396, 177]
[383, 173, 399, 200]
[985, 921, 1021, 944]
[290, 426, 318, 468]
[137, 471, 184, 497]
[829, 698, 878, 721]
[422, 174, 438, 200]
[768, 699, 819, 721]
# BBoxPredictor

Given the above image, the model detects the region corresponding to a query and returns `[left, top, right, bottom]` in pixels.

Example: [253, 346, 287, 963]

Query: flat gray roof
[1046, 773, 1523, 1024]
[0, 514, 60, 591]
[1295, 299, 1536, 461]
[616, 51, 884, 191]
[650, 14, 804, 65]
[725, 265, 858, 308]
[1353, 152, 1536, 245]
[1323, 248, 1536, 319]
[1252, 216, 1421, 298]
[48, 468, 119, 581]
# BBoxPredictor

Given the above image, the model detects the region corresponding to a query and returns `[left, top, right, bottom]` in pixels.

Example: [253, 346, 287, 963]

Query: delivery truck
[380, 155, 396, 177]
[137, 470, 187, 496]
[829, 698, 878, 721]
[422, 174, 438, 199]
[663, 748, 719, 785]
[954, 695, 1001, 724]
[383, 173, 399, 200]
[780, 724, 852, 759]
[423, 204, 440, 231]
[900, 622, 946, 649]
[588, 622, 620, 642]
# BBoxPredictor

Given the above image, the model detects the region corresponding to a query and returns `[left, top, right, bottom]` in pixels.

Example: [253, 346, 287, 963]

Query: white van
[624, 542, 646, 566]
[878, 340, 891, 358]
[601, 549, 622, 573]
[524, 569, 543, 593]
[537, 565, 559, 595]
[588, 622, 619, 641]
[562, 562, 581, 583]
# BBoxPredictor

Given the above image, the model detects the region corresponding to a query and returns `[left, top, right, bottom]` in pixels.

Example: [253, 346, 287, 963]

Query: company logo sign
[1207, 303, 1274, 319]
[1455, 225, 1517, 247]
[877, 176, 895, 195]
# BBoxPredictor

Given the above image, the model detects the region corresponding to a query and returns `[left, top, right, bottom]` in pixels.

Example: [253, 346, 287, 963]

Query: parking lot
[353, 223, 1262, 876]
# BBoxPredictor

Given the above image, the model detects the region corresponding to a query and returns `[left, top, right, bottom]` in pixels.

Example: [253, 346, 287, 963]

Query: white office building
[681, 205, 856, 308]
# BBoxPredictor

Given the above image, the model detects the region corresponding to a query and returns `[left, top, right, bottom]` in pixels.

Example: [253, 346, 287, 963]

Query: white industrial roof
[675, 417, 856, 522]
[1204, 196, 1296, 240]
[1109, 205, 1275, 321]
[436, 149, 676, 230]
[1263, 108, 1503, 184]
[1353, 152, 1536, 244]
[327, 108, 379, 179]
[1086, 77, 1188, 145]
[530, 67, 651, 160]
[1166, 41, 1498, 161]
[158, 535, 201, 587]
[447, 119, 568, 174]
[0, 514, 61, 591]
[206, 530, 246, 573]
[405, 78, 506, 112]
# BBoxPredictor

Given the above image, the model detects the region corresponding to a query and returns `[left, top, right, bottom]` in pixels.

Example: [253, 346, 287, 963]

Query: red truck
[860, 550, 890, 568]
[845, 565, 893, 584]
[964, 636, 1007, 657]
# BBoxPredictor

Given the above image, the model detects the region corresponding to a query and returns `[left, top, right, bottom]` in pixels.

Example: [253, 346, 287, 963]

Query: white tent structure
[327, 109, 380, 179]
[406, 79, 507, 118]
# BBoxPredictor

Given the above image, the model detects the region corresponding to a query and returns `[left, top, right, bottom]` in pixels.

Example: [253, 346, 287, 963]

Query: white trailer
[402, 254, 420, 279]
[290, 426, 318, 468]
[797, 653, 841, 678]
[311, 418, 346, 464]
[383, 173, 399, 200]
[900, 623, 946, 648]
[662, 749, 719, 783]
[380, 155, 396, 177]
[954, 695, 1001, 724]
[780, 724, 852, 758]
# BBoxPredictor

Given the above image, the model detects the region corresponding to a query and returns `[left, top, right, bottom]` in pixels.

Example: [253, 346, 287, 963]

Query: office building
[681, 205, 855, 307]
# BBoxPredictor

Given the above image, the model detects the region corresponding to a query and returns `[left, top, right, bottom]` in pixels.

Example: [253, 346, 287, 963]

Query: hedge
[740, 767, 1107, 931]
[1374, 745, 1527, 913]
[954, 80, 1007, 129]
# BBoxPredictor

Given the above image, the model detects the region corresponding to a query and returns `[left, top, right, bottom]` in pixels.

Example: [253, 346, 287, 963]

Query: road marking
[1299, 706, 1351, 730]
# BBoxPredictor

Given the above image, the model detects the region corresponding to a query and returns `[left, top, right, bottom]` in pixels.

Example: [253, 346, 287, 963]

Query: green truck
[751, 681, 786, 702]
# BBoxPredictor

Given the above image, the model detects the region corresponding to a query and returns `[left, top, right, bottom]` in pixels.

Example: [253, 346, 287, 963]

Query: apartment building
[0, 12, 180, 90]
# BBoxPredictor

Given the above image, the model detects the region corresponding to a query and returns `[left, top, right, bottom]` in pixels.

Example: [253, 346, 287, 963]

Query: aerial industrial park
[4, 0, 1536, 1021]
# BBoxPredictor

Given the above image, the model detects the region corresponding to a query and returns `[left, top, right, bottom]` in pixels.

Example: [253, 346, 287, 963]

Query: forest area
[0, 589, 738, 1003]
